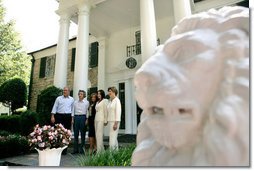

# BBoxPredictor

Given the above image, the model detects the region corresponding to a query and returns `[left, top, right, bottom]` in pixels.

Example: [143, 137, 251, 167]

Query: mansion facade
[28, 0, 248, 135]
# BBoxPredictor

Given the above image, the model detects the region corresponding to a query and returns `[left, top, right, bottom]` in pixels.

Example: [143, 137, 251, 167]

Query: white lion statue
[132, 6, 249, 166]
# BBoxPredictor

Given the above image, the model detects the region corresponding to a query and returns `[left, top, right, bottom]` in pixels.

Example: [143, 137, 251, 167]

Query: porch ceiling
[70, 0, 174, 37]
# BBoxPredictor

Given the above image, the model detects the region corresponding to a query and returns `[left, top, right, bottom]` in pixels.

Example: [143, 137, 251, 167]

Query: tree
[0, 0, 31, 86]
[0, 78, 27, 113]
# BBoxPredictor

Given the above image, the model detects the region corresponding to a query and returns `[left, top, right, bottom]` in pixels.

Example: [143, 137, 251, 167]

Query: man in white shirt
[51, 86, 74, 154]
[71, 90, 89, 154]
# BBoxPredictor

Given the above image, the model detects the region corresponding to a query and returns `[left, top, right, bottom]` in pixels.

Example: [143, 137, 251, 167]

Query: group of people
[50, 86, 121, 155]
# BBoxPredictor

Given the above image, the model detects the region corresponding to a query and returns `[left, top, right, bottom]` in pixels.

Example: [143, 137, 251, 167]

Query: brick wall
[30, 49, 98, 112]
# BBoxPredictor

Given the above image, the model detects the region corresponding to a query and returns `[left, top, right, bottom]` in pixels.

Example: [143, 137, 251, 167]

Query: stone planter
[36, 146, 67, 166]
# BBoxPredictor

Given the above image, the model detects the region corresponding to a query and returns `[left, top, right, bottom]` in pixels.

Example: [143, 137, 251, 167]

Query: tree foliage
[0, 78, 27, 113]
[0, 0, 31, 86]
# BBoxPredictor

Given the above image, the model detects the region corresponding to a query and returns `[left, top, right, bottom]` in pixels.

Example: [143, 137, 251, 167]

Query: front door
[118, 82, 125, 129]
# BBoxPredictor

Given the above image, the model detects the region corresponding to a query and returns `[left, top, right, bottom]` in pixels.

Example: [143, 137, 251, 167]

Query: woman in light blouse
[94, 90, 108, 152]
[107, 86, 121, 150]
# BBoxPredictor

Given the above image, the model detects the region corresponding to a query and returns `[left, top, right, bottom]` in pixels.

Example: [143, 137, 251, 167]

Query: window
[45, 55, 55, 77]
[39, 55, 55, 78]
[89, 42, 99, 68]
[135, 31, 141, 55]
[71, 42, 99, 70]
[39, 57, 47, 78]
[71, 48, 76, 72]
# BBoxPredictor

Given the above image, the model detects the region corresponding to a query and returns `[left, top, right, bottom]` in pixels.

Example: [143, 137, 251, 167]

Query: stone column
[173, 0, 192, 24]
[54, 13, 70, 88]
[97, 37, 106, 90]
[73, 4, 91, 100]
[140, 0, 157, 63]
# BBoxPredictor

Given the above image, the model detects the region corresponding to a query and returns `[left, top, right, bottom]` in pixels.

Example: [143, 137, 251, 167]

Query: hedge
[0, 110, 38, 136]
[0, 132, 30, 159]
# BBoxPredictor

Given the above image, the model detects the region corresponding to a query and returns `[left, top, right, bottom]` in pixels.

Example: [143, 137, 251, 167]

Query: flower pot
[36, 146, 67, 166]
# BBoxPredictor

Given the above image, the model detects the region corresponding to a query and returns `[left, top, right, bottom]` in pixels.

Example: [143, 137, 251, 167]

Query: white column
[140, 0, 157, 63]
[73, 4, 91, 100]
[125, 80, 132, 134]
[173, 0, 192, 24]
[97, 37, 106, 90]
[54, 13, 70, 88]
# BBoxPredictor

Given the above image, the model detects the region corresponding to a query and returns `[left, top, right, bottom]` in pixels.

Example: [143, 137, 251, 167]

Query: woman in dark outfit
[88, 93, 97, 155]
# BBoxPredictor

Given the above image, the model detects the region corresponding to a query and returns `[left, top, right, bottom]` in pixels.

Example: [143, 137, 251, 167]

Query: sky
[2, 0, 77, 53]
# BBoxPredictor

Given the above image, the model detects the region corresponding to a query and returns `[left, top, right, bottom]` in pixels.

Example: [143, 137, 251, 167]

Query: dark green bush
[0, 78, 27, 113]
[0, 130, 11, 136]
[36, 86, 62, 125]
[0, 114, 21, 134]
[37, 86, 62, 114]
[0, 110, 38, 135]
[78, 144, 136, 166]
[0, 134, 30, 159]
[19, 110, 39, 135]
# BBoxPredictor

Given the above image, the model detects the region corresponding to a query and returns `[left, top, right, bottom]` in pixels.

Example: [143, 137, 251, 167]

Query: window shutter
[71, 48, 76, 71]
[39, 57, 47, 78]
[89, 42, 99, 68]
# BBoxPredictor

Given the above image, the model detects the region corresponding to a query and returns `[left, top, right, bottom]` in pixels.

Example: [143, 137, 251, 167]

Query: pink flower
[37, 136, 42, 141]
[43, 125, 48, 130]
[28, 124, 72, 150]
[38, 142, 45, 147]
[67, 130, 72, 136]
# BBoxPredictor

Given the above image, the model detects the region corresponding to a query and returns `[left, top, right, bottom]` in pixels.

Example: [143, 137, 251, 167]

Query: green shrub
[36, 86, 62, 125]
[0, 78, 27, 113]
[0, 134, 30, 159]
[0, 114, 21, 134]
[78, 144, 136, 166]
[37, 86, 62, 114]
[19, 110, 39, 135]
[0, 130, 11, 136]
[0, 110, 39, 135]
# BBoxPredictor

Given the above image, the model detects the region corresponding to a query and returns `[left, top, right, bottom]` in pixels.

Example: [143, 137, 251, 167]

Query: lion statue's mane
[131, 6, 249, 166]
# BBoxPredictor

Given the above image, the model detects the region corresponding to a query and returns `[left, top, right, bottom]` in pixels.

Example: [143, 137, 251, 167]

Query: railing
[126, 38, 160, 57]
[126, 44, 141, 57]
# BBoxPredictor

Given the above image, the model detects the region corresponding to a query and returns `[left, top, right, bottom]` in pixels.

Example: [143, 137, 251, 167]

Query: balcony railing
[126, 44, 141, 57]
[126, 38, 160, 57]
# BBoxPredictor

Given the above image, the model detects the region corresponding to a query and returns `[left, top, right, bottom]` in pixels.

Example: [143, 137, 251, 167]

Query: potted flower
[28, 124, 72, 166]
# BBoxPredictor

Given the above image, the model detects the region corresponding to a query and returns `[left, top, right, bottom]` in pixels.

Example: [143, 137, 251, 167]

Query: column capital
[78, 3, 91, 16]
[59, 13, 71, 24]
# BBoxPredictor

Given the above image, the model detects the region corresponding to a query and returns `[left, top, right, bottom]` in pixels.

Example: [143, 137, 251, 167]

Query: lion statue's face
[132, 6, 249, 166]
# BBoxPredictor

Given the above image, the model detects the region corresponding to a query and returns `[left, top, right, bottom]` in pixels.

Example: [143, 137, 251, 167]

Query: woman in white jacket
[94, 90, 108, 152]
[107, 86, 121, 150]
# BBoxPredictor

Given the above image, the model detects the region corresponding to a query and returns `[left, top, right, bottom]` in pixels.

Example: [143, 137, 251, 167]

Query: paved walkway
[0, 134, 136, 167]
